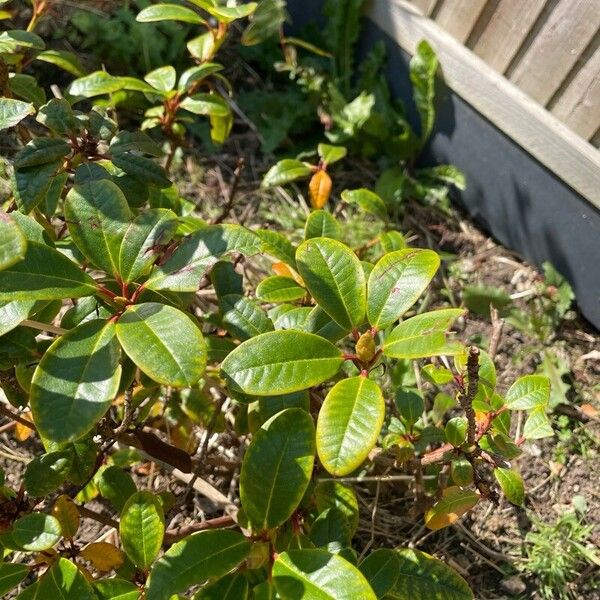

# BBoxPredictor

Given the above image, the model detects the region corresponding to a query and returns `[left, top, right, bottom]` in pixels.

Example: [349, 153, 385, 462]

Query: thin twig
[488, 306, 504, 360]
[21, 319, 67, 336]
[211, 157, 245, 225]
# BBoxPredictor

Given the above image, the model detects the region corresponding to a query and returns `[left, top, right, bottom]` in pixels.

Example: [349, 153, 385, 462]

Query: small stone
[501, 575, 527, 595]
[573, 484, 580, 493]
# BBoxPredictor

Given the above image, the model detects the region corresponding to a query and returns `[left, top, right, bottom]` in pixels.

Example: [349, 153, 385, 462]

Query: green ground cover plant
[0, 1, 576, 598]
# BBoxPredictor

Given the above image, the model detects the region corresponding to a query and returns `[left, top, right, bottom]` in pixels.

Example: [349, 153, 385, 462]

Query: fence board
[550, 42, 600, 141]
[469, 0, 548, 73]
[508, 0, 600, 105]
[431, 0, 489, 43]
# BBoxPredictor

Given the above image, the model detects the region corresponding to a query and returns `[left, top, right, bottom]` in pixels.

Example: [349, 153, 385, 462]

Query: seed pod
[356, 330, 376, 363]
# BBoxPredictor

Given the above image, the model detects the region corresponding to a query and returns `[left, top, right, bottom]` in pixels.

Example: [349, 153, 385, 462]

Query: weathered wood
[408, 0, 439, 16]
[550, 42, 600, 141]
[469, 0, 548, 73]
[432, 0, 490, 43]
[508, 0, 600, 105]
[367, 0, 600, 208]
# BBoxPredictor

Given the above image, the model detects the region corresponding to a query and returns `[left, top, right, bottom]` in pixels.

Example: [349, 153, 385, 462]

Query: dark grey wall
[287, 1, 600, 329]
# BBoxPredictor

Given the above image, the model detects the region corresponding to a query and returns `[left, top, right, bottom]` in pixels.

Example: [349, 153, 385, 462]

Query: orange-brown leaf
[309, 170, 332, 209]
[14, 411, 34, 442]
[52, 494, 80, 539]
[424, 486, 479, 531]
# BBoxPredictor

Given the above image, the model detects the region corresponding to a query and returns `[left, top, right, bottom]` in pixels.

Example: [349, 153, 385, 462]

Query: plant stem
[21, 319, 68, 336]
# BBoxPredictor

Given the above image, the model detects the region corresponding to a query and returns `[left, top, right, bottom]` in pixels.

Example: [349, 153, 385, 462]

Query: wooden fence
[406, 0, 600, 149]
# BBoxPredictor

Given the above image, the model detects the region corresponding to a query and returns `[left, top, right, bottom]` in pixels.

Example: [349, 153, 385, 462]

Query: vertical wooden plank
[432, 0, 490, 43]
[408, 0, 439, 16]
[550, 43, 600, 141]
[508, 0, 600, 105]
[469, 0, 548, 73]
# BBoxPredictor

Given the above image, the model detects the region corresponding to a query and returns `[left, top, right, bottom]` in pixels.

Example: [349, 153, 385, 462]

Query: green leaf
[505, 375, 550, 410]
[257, 275, 305, 302]
[0, 213, 27, 271]
[395, 388, 423, 428]
[0, 97, 34, 130]
[367, 249, 440, 329]
[221, 330, 344, 395]
[0, 29, 44, 51]
[494, 468, 524, 506]
[120, 491, 165, 569]
[249, 391, 310, 432]
[318, 143, 347, 165]
[341, 189, 387, 220]
[137, 3, 206, 24]
[256, 229, 297, 267]
[118, 209, 178, 282]
[146, 224, 261, 292]
[98, 465, 137, 513]
[13, 138, 70, 169]
[273, 549, 376, 599]
[262, 159, 312, 187]
[462, 284, 511, 317]
[242, 0, 286, 46]
[0, 299, 33, 335]
[145, 65, 176, 92]
[36, 99, 77, 135]
[65, 179, 132, 276]
[24, 450, 73, 496]
[180, 93, 230, 116]
[445, 417, 467, 448]
[220, 294, 274, 341]
[194, 574, 248, 599]
[383, 308, 464, 359]
[379, 231, 406, 253]
[317, 376, 384, 476]
[358, 548, 400, 598]
[111, 153, 171, 188]
[296, 237, 366, 330]
[12, 513, 61, 551]
[200, 1, 257, 23]
[8, 73, 45, 106]
[424, 486, 479, 531]
[94, 578, 141, 600]
[241, 408, 315, 531]
[31, 319, 122, 443]
[391, 548, 473, 599]
[0, 562, 29, 596]
[0, 241, 96, 301]
[145, 530, 251, 600]
[178, 63, 223, 91]
[303, 305, 350, 342]
[523, 408, 554, 440]
[304, 210, 341, 241]
[116, 303, 206, 387]
[36, 558, 96, 599]
[315, 480, 359, 536]
[187, 33, 215, 62]
[410, 40, 438, 144]
[69, 71, 124, 98]
[35, 49, 86, 77]
[12, 161, 61, 213]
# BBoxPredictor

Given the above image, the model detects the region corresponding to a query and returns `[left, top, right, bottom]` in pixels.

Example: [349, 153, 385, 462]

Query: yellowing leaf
[52, 495, 80, 539]
[309, 170, 332, 209]
[81, 542, 125, 572]
[14, 411, 34, 442]
[424, 486, 479, 531]
[272, 261, 305, 286]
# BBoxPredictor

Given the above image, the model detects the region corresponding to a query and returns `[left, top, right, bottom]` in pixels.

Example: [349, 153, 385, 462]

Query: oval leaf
[220, 330, 343, 396]
[241, 408, 315, 531]
[304, 210, 341, 241]
[341, 189, 387, 220]
[0, 213, 27, 271]
[262, 159, 311, 187]
[424, 486, 479, 531]
[296, 237, 366, 330]
[36, 557, 96, 599]
[12, 513, 61, 551]
[317, 376, 385, 476]
[137, 3, 206, 24]
[358, 548, 400, 598]
[494, 468, 525, 506]
[0, 563, 29, 596]
[367, 249, 440, 329]
[116, 303, 206, 387]
[505, 375, 550, 410]
[256, 275, 305, 302]
[52, 495, 80, 539]
[30, 319, 122, 443]
[220, 294, 274, 341]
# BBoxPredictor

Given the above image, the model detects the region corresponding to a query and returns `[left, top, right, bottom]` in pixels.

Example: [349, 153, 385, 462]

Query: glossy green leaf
[116, 303, 206, 387]
[111, 153, 171, 188]
[262, 159, 312, 187]
[24, 450, 73, 496]
[304, 210, 341, 241]
[390, 548, 473, 599]
[144, 65, 176, 92]
[120, 491, 164, 569]
[0, 29, 44, 51]
[424, 487, 479, 531]
[94, 578, 141, 600]
[316, 376, 384, 476]
[187, 33, 215, 62]
[410, 40, 438, 144]
[274, 306, 312, 330]
[318, 143, 347, 165]
[0, 213, 27, 271]
[379, 231, 407, 253]
[395, 388, 424, 428]
[0, 562, 29, 596]
[12, 160, 61, 213]
[450, 458, 473, 486]
[220, 294, 274, 341]
[242, 0, 286, 45]
[445, 417, 468, 447]
[110, 131, 163, 157]
[200, 1, 257, 23]
[146, 224, 261, 292]
[383, 308, 464, 359]
[118, 209, 178, 282]
[494, 468, 524, 506]
[358, 548, 400, 598]
[257, 275, 305, 302]
[13, 138, 70, 169]
[273, 549, 376, 599]
[180, 93, 230, 116]
[256, 229, 297, 267]
[145, 530, 251, 600]
[523, 408, 554, 440]
[0, 300, 37, 337]
[505, 375, 550, 410]
[36, 558, 96, 599]
[98, 465, 137, 513]
[249, 391, 310, 431]
[315, 480, 359, 536]
[178, 63, 223, 91]
[65, 179, 132, 276]
[8, 73, 45, 106]
[367, 249, 440, 329]
[36, 99, 77, 135]
[194, 573, 248, 599]
[340, 189, 387, 220]
[221, 330, 343, 395]
[0, 98, 34, 130]
[35, 49, 86, 77]
[303, 305, 350, 342]
[296, 237, 366, 330]
[241, 408, 315, 531]
[68, 71, 124, 97]
[12, 513, 61, 551]
[30, 319, 122, 443]
[137, 3, 206, 24]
